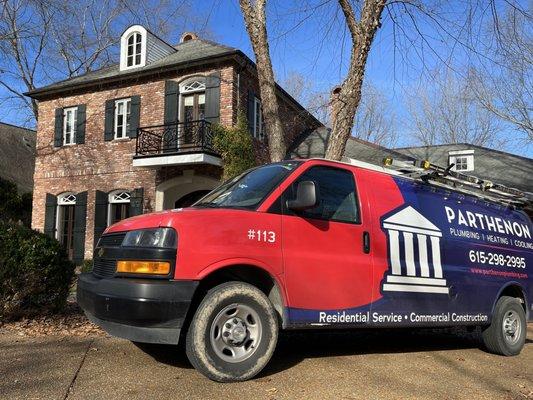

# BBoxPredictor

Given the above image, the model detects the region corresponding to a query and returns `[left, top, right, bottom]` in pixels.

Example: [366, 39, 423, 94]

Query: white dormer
[119, 25, 175, 71]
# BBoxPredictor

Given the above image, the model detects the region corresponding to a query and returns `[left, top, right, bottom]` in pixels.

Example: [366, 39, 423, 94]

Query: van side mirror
[287, 181, 317, 211]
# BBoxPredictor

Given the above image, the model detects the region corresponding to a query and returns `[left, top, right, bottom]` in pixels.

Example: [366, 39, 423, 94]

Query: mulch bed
[0, 301, 105, 337]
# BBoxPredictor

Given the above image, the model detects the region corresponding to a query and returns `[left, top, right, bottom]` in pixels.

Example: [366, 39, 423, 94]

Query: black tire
[482, 296, 526, 356]
[185, 281, 279, 382]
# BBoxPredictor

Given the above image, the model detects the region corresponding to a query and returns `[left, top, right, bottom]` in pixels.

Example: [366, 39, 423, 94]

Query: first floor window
[56, 193, 77, 259]
[108, 190, 131, 225]
[63, 107, 78, 145]
[115, 98, 131, 139]
[253, 97, 263, 140]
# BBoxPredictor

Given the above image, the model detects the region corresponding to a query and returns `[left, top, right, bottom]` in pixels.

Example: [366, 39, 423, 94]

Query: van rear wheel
[482, 296, 526, 356]
[185, 281, 279, 382]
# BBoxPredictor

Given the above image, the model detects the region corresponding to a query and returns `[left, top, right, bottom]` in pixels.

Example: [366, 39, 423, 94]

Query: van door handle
[363, 231, 370, 254]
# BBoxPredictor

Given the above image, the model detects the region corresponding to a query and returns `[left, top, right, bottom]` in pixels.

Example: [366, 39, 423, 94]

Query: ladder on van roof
[380, 157, 533, 211]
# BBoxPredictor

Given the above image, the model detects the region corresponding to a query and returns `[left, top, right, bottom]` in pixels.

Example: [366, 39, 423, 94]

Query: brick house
[26, 26, 321, 263]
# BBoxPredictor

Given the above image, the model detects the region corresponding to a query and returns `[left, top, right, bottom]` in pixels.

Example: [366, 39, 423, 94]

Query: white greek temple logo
[381, 206, 449, 294]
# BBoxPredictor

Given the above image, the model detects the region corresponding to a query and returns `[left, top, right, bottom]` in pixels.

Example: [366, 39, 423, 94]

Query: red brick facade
[30, 41, 320, 261]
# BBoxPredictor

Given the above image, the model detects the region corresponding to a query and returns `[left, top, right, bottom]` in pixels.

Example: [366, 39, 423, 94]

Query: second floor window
[115, 98, 131, 139]
[63, 107, 78, 145]
[253, 97, 263, 140]
[127, 32, 142, 67]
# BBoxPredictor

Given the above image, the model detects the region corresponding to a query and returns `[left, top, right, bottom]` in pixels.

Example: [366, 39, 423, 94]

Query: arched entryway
[174, 190, 211, 208]
[155, 171, 219, 211]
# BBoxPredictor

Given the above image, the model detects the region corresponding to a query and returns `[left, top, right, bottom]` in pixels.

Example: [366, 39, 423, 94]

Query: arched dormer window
[120, 25, 148, 70]
[126, 32, 142, 67]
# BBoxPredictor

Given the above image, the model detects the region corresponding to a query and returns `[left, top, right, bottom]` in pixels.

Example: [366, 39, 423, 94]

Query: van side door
[278, 164, 374, 326]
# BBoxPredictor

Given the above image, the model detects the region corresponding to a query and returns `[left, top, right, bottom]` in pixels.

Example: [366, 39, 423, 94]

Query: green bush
[0, 177, 32, 227]
[0, 221, 75, 321]
[213, 111, 257, 180]
[81, 259, 93, 273]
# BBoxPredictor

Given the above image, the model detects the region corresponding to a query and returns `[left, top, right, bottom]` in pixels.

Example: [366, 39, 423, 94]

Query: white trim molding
[132, 153, 222, 168]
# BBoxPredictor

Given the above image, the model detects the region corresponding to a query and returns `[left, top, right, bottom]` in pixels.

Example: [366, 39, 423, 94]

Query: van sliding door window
[285, 166, 360, 224]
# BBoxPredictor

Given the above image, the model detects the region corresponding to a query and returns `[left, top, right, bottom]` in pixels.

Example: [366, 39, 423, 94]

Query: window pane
[128, 35, 134, 45]
[135, 54, 141, 65]
[127, 55, 133, 67]
[286, 166, 359, 223]
[135, 33, 141, 44]
[198, 93, 205, 104]
[184, 96, 194, 106]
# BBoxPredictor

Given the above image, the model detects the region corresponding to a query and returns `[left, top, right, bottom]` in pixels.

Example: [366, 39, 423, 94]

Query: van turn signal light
[116, 260, 170, 275]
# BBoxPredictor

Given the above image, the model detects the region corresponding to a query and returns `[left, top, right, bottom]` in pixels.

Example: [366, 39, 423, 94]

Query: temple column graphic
[381, 206, 449, 294]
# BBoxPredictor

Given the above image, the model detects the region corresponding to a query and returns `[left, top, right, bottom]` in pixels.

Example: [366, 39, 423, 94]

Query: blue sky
[2, 0, 531, 157]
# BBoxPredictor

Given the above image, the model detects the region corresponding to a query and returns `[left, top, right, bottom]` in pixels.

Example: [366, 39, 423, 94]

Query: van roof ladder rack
[382, 157, 533, 210]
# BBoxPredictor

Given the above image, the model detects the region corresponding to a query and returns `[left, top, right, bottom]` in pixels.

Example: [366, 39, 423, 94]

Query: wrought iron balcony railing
[135, 120, 217, 157]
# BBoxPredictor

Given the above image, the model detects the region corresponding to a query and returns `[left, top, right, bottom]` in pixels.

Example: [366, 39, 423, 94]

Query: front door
[280, 165, 373, 326]
[181, 92, 205, 147]
[58, 204, 75, 259]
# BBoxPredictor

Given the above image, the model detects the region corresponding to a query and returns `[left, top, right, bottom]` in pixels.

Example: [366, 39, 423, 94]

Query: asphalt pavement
[1, 325, 531, 400]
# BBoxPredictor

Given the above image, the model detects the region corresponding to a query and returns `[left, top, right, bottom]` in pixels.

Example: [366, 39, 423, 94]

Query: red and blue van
[78, 158, 532, 381]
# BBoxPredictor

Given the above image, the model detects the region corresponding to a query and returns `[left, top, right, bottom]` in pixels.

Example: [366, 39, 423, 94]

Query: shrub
[213, 111, 257, 180]
[0, 221, 75, 320]
[0, 177, 32, 227]
[81, 259, 93, 273]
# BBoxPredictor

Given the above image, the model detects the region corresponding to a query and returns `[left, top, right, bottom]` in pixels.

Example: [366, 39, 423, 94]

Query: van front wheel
[185, 281, 279, 382]
[482, 296, 526, 356]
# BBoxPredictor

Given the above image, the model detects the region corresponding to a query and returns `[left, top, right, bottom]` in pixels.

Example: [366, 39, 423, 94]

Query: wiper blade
[194, 202, 220, 208]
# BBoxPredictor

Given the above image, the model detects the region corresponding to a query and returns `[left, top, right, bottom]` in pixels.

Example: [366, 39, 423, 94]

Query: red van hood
[104, 207, 226, 234]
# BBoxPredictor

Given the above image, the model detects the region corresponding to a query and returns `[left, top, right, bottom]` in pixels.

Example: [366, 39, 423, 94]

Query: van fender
[491, 281, 529, 321]
[197, 257, 289, 309]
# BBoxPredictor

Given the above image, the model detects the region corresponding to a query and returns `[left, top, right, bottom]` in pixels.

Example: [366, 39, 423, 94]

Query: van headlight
[122, 228, 177, 248]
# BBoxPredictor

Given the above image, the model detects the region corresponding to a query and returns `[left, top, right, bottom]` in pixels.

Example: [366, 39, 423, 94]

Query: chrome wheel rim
[502, 310, 521, 345]
[210, 303, 262, 363]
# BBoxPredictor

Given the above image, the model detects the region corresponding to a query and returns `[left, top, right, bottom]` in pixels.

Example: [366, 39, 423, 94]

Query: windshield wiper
[194, 202, 220, 208]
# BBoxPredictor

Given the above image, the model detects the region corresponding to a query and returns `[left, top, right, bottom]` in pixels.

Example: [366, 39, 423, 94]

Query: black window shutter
[164, 81, 179, 125]
[104, 100, 115, 141]
[76, 104, 86, 144]
[205, 72, 221, 124]
[128, 95, 141, 138]
[93, 190, 108, 248]
[247, 89, 255, 134]
[130, 188, 144, 217]
[72, 191, 87, 265]
[54, 108, 64, 147]
[44, 193, 57, 238]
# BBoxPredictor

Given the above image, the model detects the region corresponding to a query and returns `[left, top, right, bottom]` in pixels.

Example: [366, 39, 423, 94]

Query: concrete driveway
[1, 325, 531, 400]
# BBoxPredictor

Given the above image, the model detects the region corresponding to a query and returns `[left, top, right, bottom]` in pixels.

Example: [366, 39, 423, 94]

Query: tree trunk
[239, 0, 286, 162]
[325, 0, 387, 161]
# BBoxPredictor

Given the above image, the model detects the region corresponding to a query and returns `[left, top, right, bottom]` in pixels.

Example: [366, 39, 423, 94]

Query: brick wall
[32, 65, 235, 259]
[32, 58, 321, 260]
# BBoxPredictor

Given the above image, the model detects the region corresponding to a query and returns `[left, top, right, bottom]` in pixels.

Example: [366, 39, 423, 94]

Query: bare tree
[239, 0, 286, 162]
[324, 0, 386, 160]
[353, 82, 396, 147]
[469, 8, 532, 143]
[0, 0, 202, 124]
[407, 70, 504, 148]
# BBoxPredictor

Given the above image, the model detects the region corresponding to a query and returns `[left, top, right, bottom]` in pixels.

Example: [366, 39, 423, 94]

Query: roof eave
[25, 50, 245, 100]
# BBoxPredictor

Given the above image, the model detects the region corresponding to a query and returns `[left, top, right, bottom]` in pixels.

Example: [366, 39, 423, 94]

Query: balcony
[132, 120, 222, 167]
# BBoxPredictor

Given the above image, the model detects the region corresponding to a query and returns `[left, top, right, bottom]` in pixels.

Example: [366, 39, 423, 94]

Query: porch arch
[155, 170, 220, 211]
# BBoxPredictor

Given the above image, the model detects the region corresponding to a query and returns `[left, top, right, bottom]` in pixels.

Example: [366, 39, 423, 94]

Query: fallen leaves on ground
[0, 301, 105, 338]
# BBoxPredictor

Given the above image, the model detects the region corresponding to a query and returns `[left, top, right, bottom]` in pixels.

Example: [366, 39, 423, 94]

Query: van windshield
[194, 161, 302, 210]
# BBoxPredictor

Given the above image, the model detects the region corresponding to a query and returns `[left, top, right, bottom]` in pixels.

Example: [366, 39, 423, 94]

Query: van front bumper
[77, 273, 198, 344]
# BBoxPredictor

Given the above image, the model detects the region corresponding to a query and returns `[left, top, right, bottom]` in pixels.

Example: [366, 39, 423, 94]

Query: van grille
[92, 258, 117, 278]
[97, 233, 126, 247]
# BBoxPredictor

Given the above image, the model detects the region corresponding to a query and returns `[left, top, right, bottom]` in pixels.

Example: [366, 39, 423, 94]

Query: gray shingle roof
[0, 122, 36, 193]
[27, 39, 240, 98]
[395, 143, 533, 193]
